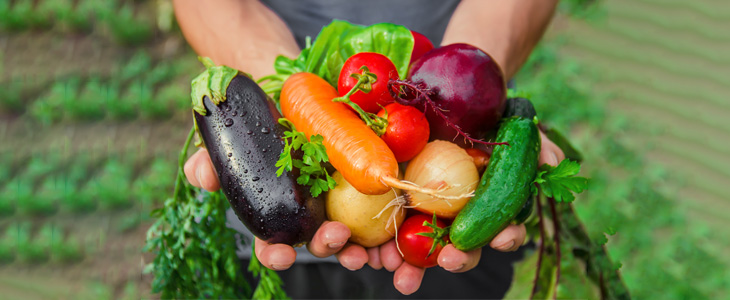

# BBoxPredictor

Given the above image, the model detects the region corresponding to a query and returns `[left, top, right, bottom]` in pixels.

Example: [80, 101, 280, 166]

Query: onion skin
[408, 44, 506, 145]
[404, 140, 479, 219]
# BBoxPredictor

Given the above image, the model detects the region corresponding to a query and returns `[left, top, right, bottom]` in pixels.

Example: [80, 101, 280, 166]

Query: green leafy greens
[249, 244, 290, 300]
[534, 159, 588, 203]
[258, 20, 414, 102]
[275, 118, 336, 197]
[145, 127, 289, 299]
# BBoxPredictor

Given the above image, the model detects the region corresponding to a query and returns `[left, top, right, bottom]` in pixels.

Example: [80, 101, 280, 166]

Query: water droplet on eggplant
[251, 176, 260, 182]
[255, 121, 261, 127]
[232, 111, 238, 117]
[224, 118, 234, 127]
[246, 130, 253, 135]
[227, 152, 233, 157]
[261, 127, 270, 134]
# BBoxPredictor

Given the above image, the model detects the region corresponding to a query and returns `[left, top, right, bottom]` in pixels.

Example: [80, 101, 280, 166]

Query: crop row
[0, 152, 176, 217]
[1, 51, 194, 123]
[0, 0, 156, 45]
[0, 222, 84, 264]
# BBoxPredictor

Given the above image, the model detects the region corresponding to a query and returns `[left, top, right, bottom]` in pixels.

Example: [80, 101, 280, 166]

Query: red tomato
[338, 53, 398, 113]
[397, 213, 449, 268]
[377, 103, 430, 162]
[409, 30, 435, 65]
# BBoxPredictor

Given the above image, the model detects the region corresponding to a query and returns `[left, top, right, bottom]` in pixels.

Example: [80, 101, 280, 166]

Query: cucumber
[450, 98, 540, 251]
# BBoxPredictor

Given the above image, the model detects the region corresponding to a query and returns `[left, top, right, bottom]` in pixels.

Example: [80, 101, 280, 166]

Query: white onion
[404, 140, 479, 218]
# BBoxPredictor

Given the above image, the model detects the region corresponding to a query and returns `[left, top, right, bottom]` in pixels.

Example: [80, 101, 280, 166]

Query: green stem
[332, 68, 389, 136]
[199, 56, 215, 69]
[173, 126, 196, 201]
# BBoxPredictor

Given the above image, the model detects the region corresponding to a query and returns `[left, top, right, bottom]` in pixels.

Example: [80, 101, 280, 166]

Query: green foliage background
[515, 21, 730, 300]
[0, 0, 728, 298]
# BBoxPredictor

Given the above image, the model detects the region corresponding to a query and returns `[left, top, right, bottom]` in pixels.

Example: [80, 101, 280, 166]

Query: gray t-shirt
[231, 0, 461, 262]
[261, 0, 461, 47]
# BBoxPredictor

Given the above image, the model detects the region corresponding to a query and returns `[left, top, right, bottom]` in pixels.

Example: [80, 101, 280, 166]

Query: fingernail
[328, 242, 346, 249]
[445, 264, 464, 272]
[549, 152, 559, 166]
[495, 240, 516, 251]
[196, 167, 203, 186]
[270, 264, 291, 271]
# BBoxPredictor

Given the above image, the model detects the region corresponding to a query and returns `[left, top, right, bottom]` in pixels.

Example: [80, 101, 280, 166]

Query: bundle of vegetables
[153, 19, 629, 299]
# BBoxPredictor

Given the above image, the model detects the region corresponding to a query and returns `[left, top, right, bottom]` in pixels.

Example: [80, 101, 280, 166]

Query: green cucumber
[450, 98, 541, 251]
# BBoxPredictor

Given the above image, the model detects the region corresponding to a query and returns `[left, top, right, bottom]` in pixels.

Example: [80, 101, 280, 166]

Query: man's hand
[332, 132, 565, 295]
[184, 131, 565, 294]
[184, 148, 352, 270]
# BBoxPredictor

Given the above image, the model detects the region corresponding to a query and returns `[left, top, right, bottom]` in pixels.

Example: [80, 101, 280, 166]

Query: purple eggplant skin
[408, 43, 507, 145]
[194, 75, 325, 246]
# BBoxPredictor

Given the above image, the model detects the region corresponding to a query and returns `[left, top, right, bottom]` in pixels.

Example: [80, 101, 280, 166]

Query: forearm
[173, 0, 300, 79]
[441, 0, 558, 79]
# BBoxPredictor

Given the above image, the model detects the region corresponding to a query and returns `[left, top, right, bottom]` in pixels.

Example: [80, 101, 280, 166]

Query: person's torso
[260, 0, 461, 48]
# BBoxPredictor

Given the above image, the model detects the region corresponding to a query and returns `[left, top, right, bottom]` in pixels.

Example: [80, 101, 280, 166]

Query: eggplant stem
[381, 176, 474, 200]
[173, 127, 196, 201]
[388, 79, 509, 147]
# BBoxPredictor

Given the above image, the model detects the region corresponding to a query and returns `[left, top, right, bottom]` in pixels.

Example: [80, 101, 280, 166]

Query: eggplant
[191, 58, 325, 245]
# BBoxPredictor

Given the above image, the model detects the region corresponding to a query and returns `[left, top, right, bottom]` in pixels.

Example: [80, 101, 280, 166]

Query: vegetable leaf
[276, 118, 336, 197]
[534, 159, 588, 203]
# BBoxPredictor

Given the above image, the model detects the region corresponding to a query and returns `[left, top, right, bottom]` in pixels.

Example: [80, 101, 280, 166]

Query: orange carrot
[281, 73, 395, 195]
[280, 73, 474, 199]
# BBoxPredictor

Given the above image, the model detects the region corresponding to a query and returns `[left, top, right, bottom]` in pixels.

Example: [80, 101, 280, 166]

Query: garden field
[0, 0, 728, 298]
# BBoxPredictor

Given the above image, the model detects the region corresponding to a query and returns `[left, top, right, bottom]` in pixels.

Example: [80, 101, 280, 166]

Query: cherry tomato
[409, 30, 435, 65]
[338, 52, 398, 113]
[397, 213, 449, 268]
[377, 103, 430, 162]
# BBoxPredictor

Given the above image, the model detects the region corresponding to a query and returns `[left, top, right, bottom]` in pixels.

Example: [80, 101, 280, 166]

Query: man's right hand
[183, 148, 352, 270]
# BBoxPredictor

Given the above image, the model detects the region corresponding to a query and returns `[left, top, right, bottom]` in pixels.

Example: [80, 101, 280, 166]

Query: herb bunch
[145, 127, 290, 299]
[275, 118, 336, 197]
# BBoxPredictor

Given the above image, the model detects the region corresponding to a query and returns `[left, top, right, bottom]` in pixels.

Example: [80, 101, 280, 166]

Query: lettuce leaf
[274, 20, 414, 87]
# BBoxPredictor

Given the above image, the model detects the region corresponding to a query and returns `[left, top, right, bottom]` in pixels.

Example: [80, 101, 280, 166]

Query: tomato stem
[332, 66, 389, 136]
[388, 79, 510, 147]
[416, 213, 450, 257]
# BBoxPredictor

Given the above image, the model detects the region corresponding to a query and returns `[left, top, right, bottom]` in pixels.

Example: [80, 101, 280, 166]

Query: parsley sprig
[275, 118, 336, 197]
[533, 159, 589, 203]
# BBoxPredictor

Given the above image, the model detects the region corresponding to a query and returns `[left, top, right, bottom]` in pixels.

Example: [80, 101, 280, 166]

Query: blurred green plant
[106, 3, 153, 46]
[13, 222, 50, 263]
[511, 34, 730, 298]
[120, 51, 154, 82]
[92, 157, 134, 209]
[132, 157, 176, 206]
[69, 77, 108, 120]
[61, 155, 97, 213]
[156, 81, 190, 110]
[0, 78, 24, 112]
[107, 82, 137, 120]
[0, 225, 15, 263]
[30, 77, 82, 124]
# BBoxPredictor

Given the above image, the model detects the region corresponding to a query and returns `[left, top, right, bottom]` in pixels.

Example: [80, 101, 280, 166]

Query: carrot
[280, 72, 473, 199]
